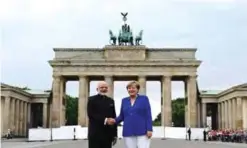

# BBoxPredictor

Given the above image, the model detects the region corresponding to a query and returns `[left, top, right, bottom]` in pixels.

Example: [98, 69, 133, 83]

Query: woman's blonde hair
[126, 81, 140, 90]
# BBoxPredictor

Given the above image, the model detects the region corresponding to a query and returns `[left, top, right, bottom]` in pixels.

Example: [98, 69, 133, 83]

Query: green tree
[153, 113, 161, 122]
[172, 98, 185, 127]
[65, 95, 78, 125]
[153, 98, 185, 127]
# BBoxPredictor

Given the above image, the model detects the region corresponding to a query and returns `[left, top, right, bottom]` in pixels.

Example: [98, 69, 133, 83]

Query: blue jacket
[115, 94, 153, 137]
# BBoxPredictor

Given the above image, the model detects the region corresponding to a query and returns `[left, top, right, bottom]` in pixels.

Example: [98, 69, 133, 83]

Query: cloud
[175, 0, 237, 3]
[1, 0, 247, 120]
[0, 0, 68, 22]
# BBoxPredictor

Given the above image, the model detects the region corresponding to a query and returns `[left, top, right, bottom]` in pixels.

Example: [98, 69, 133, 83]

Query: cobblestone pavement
[1, 139, 247, 148]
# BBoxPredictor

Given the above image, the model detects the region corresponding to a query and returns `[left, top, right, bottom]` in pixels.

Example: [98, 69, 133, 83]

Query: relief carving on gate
[104, 48, 146, 61]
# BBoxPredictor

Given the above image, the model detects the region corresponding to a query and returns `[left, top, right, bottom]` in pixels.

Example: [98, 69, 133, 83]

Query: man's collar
[97, 93, 107, 97]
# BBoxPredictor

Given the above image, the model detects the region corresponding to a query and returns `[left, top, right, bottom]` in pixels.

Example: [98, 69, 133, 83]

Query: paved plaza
[2, 139, 247, 148]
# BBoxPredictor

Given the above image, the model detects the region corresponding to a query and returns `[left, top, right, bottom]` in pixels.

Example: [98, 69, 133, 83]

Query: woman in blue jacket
[115, 81, 153, 148]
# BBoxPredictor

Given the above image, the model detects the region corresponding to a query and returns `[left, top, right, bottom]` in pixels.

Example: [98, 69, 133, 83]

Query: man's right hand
[106, 118, 115, 125]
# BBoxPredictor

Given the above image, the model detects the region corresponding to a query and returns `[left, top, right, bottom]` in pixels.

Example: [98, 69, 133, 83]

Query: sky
[1, 0, 247, 119]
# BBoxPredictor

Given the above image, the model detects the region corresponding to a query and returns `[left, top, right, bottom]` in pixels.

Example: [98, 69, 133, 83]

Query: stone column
[23, 102, 27, 136]
[187, 75, 197, 127]
[202, 103, 207, 127]
[21, 101, 25, 135]
[243, 98, 247, 129]
[43, 103, 47, 128]
[21, 102, 25, 135]
[15, 100, 20, 135]
[4, 96, 10, 134]
[221, 102, 225, 129]
[19, 101, 23, 136]
[49, 104, 52, 128]
[27, 103, 31, 128]
[60, 78, 66, 126]
[161, 106, 164, 126]
[185, 105, 188, 127]
[10, 98, 15, 133]
[51, 75, 61, 127]
[160, 82, 164, 126]
[105, 75, 114, 98]
[236, 97, 243, 129]
[217, 103, 221, 129]
[78, 75, 88, 127]
[0, 98, 2, 136]
[184, 80, 188, 127]
[228, 100, 232, 128]
[232, 98, 236, 129]
[162, 76, 172, 126]
[138, 76, 146, 95]
[86, 80, 90, 126]
[197, 102, 201, 127]
[224, 101, 228, 128]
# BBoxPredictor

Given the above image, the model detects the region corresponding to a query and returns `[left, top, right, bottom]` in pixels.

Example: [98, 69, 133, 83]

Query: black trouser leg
[89, 136, 112, 148]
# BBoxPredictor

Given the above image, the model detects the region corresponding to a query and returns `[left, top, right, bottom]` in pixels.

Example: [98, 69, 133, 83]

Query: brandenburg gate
[48, 13, 201, 128]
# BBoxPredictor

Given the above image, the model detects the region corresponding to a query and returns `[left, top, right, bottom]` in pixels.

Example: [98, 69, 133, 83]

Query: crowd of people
[207, 129, 247, 143]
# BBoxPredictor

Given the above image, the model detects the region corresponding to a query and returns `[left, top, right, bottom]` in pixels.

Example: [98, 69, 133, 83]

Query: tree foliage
[153, 98, 185, 127]
[65, 95, 78, 125]
[172, 98, 185, 127]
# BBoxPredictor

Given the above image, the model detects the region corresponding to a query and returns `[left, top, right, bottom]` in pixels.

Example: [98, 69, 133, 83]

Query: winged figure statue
[121, 12, 128, 22]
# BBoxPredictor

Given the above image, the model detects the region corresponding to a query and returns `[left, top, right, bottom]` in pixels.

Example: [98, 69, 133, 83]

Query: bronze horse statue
[135, 30, 143, 45]
[109, 30, 117, 45]
[118, 24, 134, 45]
[108, 12, 143, 46]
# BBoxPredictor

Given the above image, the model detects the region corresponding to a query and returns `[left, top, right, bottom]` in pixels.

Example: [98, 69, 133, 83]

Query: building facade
[1, 83, 50, 137]
[48, 46, 201, 128]
[1, 81, 247, 137]
[200, 83, 247, 130]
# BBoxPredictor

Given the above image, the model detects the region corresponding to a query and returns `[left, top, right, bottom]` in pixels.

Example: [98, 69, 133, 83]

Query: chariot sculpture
[109, 12, 143, 46]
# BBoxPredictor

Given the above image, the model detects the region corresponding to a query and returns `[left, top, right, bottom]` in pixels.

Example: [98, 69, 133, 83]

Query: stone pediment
[1, 83, 12, 89]
[235, 83, 247, 89]
[216, 83, 247, 97]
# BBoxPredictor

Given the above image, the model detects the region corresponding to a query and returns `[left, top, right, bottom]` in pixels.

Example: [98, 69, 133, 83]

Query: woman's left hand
[146, 131, 152, 139]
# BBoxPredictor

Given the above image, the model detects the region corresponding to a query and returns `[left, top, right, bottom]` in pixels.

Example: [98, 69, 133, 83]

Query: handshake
[106, 118, 116, 125]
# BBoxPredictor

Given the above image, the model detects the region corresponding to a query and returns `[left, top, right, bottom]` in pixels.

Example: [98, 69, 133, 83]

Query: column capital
[138, 76, 146, 82]
[138, 75, 146, 78]
[104, 74, 113, 77]
[163, 75, 172, 78]
[78, 75, 88, 79]
[236, 97, 242, 100]
[188, 75, 198, 79]
[236, 97, 242, 104]
[52, 74, 61, 79]
[59, 76, 66, 82]
[104, 75, 113, 79]
[162, 75, 172, 81]
[78, 75, 86, 77]
[5, 96, 11, 100]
